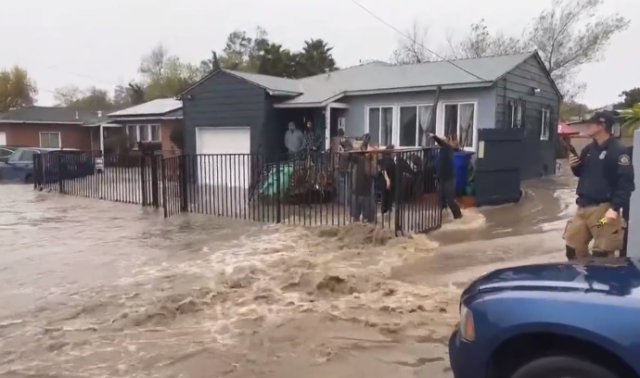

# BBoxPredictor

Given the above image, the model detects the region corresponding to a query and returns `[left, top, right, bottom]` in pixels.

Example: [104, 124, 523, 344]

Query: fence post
[33, 154, 39, 189]
[57, 153, 65, 193]
[140, 154, 149, 206]
[393, 150, 402, 236]
[179, 155, 189, 212]
[150, 152, 160, 208]
[275, 158, 282, 223]
[161, 157, 168, 218]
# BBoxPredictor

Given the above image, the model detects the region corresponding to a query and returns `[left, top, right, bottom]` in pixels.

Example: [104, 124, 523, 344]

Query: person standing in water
[430, 133, 463, 219]
[565, 110, 634, 260]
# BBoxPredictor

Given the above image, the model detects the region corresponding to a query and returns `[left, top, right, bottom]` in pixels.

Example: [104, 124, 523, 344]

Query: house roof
[0, 106, 96, 123]
[108, 98, 182, 117]
[184, 52, 551, 106]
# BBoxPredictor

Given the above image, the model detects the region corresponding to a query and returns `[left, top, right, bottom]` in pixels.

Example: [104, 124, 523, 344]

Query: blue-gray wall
[341, 87, 497, 138]
[182, 71, 267, 156]
[496, 55, 561, 179]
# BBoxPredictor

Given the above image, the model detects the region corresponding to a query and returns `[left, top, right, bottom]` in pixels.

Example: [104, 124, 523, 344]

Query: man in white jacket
[284, 122, 303, 157]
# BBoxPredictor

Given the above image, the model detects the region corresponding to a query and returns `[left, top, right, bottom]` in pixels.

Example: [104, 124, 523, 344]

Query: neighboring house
[0, 107, 96, 150]
[180, 51, 561, 180]
[107, 98, 183, 153]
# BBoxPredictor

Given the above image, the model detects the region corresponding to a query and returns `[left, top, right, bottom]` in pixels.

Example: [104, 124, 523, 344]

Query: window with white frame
[126, 124, 161, 146]
[40, 131, 61, 148]
[540, 108, 551, 141]
[367, 106, 394, 146]
[443, 102, 475, 148]
[509, 100, 524, 128]
[399, 105, 434, 147]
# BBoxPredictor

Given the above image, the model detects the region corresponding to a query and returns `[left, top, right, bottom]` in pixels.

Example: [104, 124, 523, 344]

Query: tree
[619, 103, 640, 131]
[391, 21, 435, 64]
[615, 88, 640, 109]
[408, 0, 628, 100]
[560, 100, 590, 121]
[138, 44, 203, 101]
[212, 27, 338, 78]
[0, 65, 38, 112]
[294, 39, 337, 77]
[447, 20, 529, 59]
[525, 0, 628, 99]
[54, 85, 115, 111]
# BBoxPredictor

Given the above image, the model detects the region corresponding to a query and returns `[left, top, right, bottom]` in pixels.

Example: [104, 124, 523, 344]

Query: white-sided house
[180, 51, 561, 190]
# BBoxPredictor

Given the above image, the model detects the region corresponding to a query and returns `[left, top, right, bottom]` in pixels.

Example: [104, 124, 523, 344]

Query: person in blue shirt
[565, 110, 635, 259]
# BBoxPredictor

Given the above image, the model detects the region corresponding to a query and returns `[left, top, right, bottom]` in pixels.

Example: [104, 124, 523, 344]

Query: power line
[347, 0, 488, 82]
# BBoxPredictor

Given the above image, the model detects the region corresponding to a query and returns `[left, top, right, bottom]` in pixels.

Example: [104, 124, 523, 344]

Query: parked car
[449, 258, 640, 378]
[0, 148, 96, 183]
[0, 146, 20, 163]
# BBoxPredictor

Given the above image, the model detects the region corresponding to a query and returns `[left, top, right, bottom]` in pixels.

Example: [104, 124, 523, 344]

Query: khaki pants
[563, 203, 626, 258]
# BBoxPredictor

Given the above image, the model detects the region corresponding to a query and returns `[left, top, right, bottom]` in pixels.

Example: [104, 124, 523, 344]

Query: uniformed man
[565, 110, 635, 259]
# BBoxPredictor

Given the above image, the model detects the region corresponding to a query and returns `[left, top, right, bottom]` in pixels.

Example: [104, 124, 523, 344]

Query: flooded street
[0, 164, 577, 378]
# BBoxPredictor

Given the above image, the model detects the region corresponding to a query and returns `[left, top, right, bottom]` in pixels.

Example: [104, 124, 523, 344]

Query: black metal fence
[34, 147, 443, 235]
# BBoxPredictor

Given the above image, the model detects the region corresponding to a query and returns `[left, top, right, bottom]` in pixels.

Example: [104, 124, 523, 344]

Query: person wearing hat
[565, 110, 635, 260]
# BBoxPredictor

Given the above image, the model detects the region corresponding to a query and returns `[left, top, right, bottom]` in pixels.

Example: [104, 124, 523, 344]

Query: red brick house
[0, 107, 96, 149]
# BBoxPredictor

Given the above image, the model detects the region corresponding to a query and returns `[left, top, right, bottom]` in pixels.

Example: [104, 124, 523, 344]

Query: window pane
[368, 108, 380, 145]
[151, 125, 160, 141]
[444, 104, 459, 140]
[139, 125, 150, 142]
[127, 125, 138, 146]
[50, 132, 60, 148]
[381, 107, 393, 146]
[458, 104, 474, 148]
[399, 106, 417, 147]
[418, 105, 433, 146]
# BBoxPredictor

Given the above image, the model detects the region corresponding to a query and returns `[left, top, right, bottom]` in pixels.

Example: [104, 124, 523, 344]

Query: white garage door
[0, 132, 6, 146]
[196, 127, 251, 188]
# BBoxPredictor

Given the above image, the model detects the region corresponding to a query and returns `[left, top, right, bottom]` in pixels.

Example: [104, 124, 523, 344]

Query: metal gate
[161, 155, 186, 218]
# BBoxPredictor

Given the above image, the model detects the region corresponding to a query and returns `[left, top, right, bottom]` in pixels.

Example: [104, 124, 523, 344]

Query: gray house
[181, 51, 561, 182]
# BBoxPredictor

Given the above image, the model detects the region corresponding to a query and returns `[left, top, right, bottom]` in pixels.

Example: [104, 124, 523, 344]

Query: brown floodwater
[0, 163, 576, 378]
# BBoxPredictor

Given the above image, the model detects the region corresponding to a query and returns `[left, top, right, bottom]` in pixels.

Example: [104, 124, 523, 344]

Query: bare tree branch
[390, 21, 435, 65]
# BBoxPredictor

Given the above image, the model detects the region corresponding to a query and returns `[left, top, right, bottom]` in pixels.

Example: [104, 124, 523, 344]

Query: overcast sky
[2, 0, 638, 108]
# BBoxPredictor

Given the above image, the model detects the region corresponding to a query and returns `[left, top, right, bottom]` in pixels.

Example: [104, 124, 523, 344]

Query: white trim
[437, 100, 479, 151]
[195, 126, 251, 154]
[39, 131, 62, 148]
[325, 105, 331, 149]
[540, 108, 551, 141]
[108, 116, 182, 121]
[273, 101, 349, 109]
[126, 123, 162, 143]
[0, 120, 82, 125]
[345, 82, 491, 97]
[327, 102, 349, 109]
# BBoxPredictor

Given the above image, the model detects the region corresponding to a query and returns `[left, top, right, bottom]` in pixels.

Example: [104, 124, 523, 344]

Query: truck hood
[462, 257, 640, 299]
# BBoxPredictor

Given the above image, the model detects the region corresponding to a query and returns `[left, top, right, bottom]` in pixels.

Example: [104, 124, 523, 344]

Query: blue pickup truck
[0, 148, 98, 183]
[449, 258, 640, 378]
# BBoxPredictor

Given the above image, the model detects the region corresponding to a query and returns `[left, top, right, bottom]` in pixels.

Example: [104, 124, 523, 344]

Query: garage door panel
[196, 127, 251, 189]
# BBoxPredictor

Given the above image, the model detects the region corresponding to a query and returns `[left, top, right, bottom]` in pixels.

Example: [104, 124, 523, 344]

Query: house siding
[495, 55, 561, 179]
[183, 71, 266, 156]
[0, 123, 91, 150]
[340, 87, 497, 138]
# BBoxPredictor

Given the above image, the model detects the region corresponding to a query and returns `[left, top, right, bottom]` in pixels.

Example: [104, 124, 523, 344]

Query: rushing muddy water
[0, 164, 577, 378]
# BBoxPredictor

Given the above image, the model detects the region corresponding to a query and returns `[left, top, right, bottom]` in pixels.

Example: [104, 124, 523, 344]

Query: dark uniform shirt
[571, 137, 635, 212]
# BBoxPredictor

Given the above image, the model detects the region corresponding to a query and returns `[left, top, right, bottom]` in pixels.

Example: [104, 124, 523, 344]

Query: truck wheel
[511, 356, 618, 378]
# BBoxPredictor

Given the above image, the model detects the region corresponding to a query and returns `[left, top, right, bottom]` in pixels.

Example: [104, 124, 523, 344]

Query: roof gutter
[107, 116, 183, 121]
[0, 120, 84, 125]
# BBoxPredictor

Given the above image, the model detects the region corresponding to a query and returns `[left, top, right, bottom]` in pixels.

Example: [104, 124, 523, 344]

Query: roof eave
[0, 120, 84, 125]
[107, 116, 183, 122]
[107, 107, 182, 118]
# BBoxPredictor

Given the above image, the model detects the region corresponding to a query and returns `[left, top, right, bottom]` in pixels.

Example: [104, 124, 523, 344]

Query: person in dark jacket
[430, 133, 462, 219]
[565, 110, 635, 260]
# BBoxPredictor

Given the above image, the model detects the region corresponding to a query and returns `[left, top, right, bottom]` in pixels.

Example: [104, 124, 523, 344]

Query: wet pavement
[0, 163, 577, 378]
